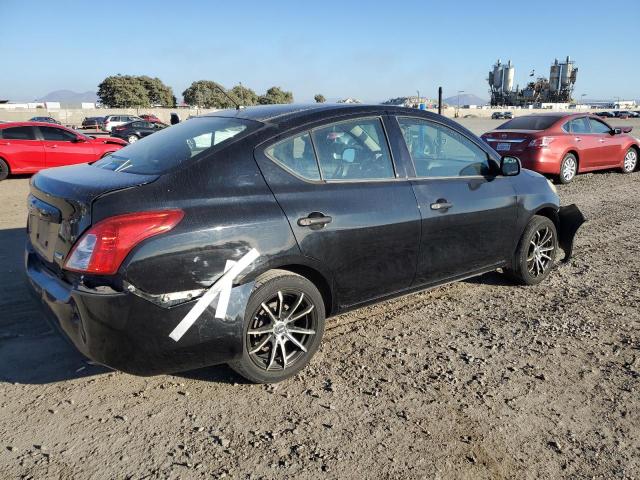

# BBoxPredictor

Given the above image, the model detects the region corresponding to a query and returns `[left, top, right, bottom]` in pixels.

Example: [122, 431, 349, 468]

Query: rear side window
[266, 133, 321, 180]
[497, 116, 560, 130]
[93, 116, 257, 175]
[566, 118, 591, 134]
[1, 126, 36, 140]
[312, 118, 395, 180]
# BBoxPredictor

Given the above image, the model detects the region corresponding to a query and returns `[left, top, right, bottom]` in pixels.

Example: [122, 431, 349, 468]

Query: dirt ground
[1, 120, 639, 479]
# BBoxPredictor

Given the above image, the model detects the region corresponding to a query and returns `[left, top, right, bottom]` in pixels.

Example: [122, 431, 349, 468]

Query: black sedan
[593, 111, 615, 118]
[25, 104, 585, 383]
[82, 116, 104, 128]
[29, 116, 61, 124]
[491, 111, 513, 119]
[110, 120, 168, 143]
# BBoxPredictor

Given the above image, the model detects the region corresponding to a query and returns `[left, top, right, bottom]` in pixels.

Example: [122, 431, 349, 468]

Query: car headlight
[547, 179, 557, 194]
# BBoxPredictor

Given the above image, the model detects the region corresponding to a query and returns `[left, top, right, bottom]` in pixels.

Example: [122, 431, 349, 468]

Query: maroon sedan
[482, 113, 639, 183]
[0, 122, 127, 180]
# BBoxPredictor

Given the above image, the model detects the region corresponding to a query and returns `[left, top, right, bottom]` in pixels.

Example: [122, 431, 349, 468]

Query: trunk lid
[481, 129, 537, 154]
[28, 164, 158, 272]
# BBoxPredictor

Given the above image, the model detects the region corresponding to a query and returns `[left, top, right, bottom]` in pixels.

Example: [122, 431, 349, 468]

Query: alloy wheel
[562, 157, 576, 182]
[246, 290, 317, 371]
[527, 226, 555, 277]
[128, 135, 138, 143]
[624, 149, 637, 172]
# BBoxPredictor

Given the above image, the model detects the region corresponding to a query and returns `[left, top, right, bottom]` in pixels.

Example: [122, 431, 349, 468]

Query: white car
[102, 115, 142, 132]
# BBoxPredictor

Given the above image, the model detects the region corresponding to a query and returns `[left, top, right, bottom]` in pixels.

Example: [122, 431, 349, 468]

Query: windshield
[497, 116, 561, 131]
[93, 116, 259, 174]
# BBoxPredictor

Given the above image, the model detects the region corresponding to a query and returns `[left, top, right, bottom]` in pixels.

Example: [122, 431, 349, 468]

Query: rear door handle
[298, 213, 332, 229]
[0, 142, 10, 145]
[430, 200, 453, 211]
[598, 139, 605, 143]
[574, 137, 581, 142]
[47, 144, 58, 148]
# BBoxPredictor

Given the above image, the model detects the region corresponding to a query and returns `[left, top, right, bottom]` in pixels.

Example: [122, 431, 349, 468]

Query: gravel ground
[0, 120, 639, 479]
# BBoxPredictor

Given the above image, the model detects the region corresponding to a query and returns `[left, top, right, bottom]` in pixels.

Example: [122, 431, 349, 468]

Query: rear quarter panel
[93, 140, 308, 296]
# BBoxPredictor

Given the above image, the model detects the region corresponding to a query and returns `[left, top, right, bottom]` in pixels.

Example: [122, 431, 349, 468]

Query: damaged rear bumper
[558, 204, 586, 262]
[25, 240, 253, 375]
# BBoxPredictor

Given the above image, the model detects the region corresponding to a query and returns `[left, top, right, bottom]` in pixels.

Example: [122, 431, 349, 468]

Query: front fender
[558, 204, 586, 262]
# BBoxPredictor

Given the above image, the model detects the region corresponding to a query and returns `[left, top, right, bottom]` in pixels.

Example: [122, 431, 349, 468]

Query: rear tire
[229, 270, 325, 384]
[127, 135, 139, 144]
[0, 158, 9, 181]
[622, 148, 638, 173]
[505, 215, 558, 286]
[558, 153, 577, 184]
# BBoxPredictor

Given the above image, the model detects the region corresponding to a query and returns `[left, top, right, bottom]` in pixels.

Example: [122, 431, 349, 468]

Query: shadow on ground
[0, 227, 107, 384]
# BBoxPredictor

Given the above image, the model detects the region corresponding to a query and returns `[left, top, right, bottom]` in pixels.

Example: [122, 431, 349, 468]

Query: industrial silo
[561, 55, 573, 88]
[492, 60, 503, 91]
[503, 60, 515, 92]
[549, 59, 561, 93]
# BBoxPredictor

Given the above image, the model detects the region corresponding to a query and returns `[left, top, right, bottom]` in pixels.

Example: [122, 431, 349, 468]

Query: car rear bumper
[515, 149, 561, 175]
[25, 240, 249, 375]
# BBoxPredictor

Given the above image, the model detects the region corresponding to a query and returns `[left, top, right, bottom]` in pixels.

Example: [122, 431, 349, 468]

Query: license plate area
[496, 142, 511, 151]
[28, 196, 62, 263]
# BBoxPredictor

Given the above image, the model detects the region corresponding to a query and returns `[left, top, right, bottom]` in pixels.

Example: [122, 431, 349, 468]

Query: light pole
[580, 93, 587, 107]
[456, 90, 464, 118]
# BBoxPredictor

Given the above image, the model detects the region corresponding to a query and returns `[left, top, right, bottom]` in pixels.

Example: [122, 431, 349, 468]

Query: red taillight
[64, 209, 184, 275]
[528, 136, 555, 148]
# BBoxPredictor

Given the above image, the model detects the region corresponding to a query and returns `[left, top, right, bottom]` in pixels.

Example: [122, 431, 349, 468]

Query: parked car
[139, 114, 163, 123]
[170, 112, 181, 125]
[82, 116, 104, 129]
[593, 111, 615, 118]
[613, 111, 631, 119]
[626, 111, 640, 118]
[0, 122, 126, 180]
[102, 115, 142, 132]
[25, 104, 585, 383]
[481, 113, 639, 184]
[110, 120, 168, 143]
[491, 111, 513, 119]
[29, 116, 61, 125]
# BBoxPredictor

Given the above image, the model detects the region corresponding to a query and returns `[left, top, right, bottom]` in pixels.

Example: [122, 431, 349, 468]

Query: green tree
[258, 86, 294, 105]
[314, 94, 326, 103]
[97, 75, 151, 108]
[182, 80, 236, 108]
[230, 84, 258, 106]
[138, 76, 174, 106]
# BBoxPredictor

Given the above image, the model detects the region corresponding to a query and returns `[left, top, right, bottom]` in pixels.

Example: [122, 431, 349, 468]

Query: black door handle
[298, 213, 332, 229]
[430, 199, 453, 211]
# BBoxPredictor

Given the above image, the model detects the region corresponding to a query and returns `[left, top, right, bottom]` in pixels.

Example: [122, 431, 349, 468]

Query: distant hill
[35, 90, 98, 104]
[443, 93, 487, 106]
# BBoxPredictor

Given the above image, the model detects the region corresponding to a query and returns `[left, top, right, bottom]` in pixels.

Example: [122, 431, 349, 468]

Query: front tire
[229, 270, 325, 383]
[558, 153, 577, 184]
[506, 215, 558, 285]
[622, 148, 638, 174]
[0, 158, 9, 181]
[127, 135, 139, 144]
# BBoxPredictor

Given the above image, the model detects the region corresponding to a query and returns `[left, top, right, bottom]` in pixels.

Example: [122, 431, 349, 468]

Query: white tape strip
[169, 249, 259, 342]
[214, 260, 236, 320]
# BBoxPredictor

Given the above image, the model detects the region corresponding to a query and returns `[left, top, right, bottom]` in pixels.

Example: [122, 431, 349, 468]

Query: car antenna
[214, 85, 244, 110]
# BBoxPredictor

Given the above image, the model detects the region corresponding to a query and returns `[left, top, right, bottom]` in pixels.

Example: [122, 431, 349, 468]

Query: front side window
[1, 126, 37, 140]
[266, 132, 320, 181]
[93, 116, 257, 175]
[589, 118, 611, 134]
[398, 118, 491, 178]
[311, 118, 395, 180]
[39, 126, 77, 142]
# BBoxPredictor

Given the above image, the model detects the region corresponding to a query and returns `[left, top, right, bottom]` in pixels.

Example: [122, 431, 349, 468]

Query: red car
[139, 114, 163, 123]
[0, 122, 127, 180]
[481, 113, 639, 184]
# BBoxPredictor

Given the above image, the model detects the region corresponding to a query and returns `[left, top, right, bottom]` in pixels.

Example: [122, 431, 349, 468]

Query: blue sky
[1, 0, 638, 102]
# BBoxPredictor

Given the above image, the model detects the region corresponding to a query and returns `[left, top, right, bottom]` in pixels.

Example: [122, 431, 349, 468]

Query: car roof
[201, 103, 452, 126]
[0, 121, 68, 128]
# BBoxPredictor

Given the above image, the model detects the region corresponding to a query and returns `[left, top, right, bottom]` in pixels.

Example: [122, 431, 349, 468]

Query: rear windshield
[93, 116, 259, 175]
[497, 116, 561, 130]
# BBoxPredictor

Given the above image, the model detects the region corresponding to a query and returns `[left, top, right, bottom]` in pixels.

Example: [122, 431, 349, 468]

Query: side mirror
[610, 128, 622, 135]
[72, 136, 87, 143]
[500, 156, 521, 176]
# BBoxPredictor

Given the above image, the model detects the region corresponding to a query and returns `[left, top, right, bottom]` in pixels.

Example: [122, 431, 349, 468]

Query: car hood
[88, 136, 128, 146]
